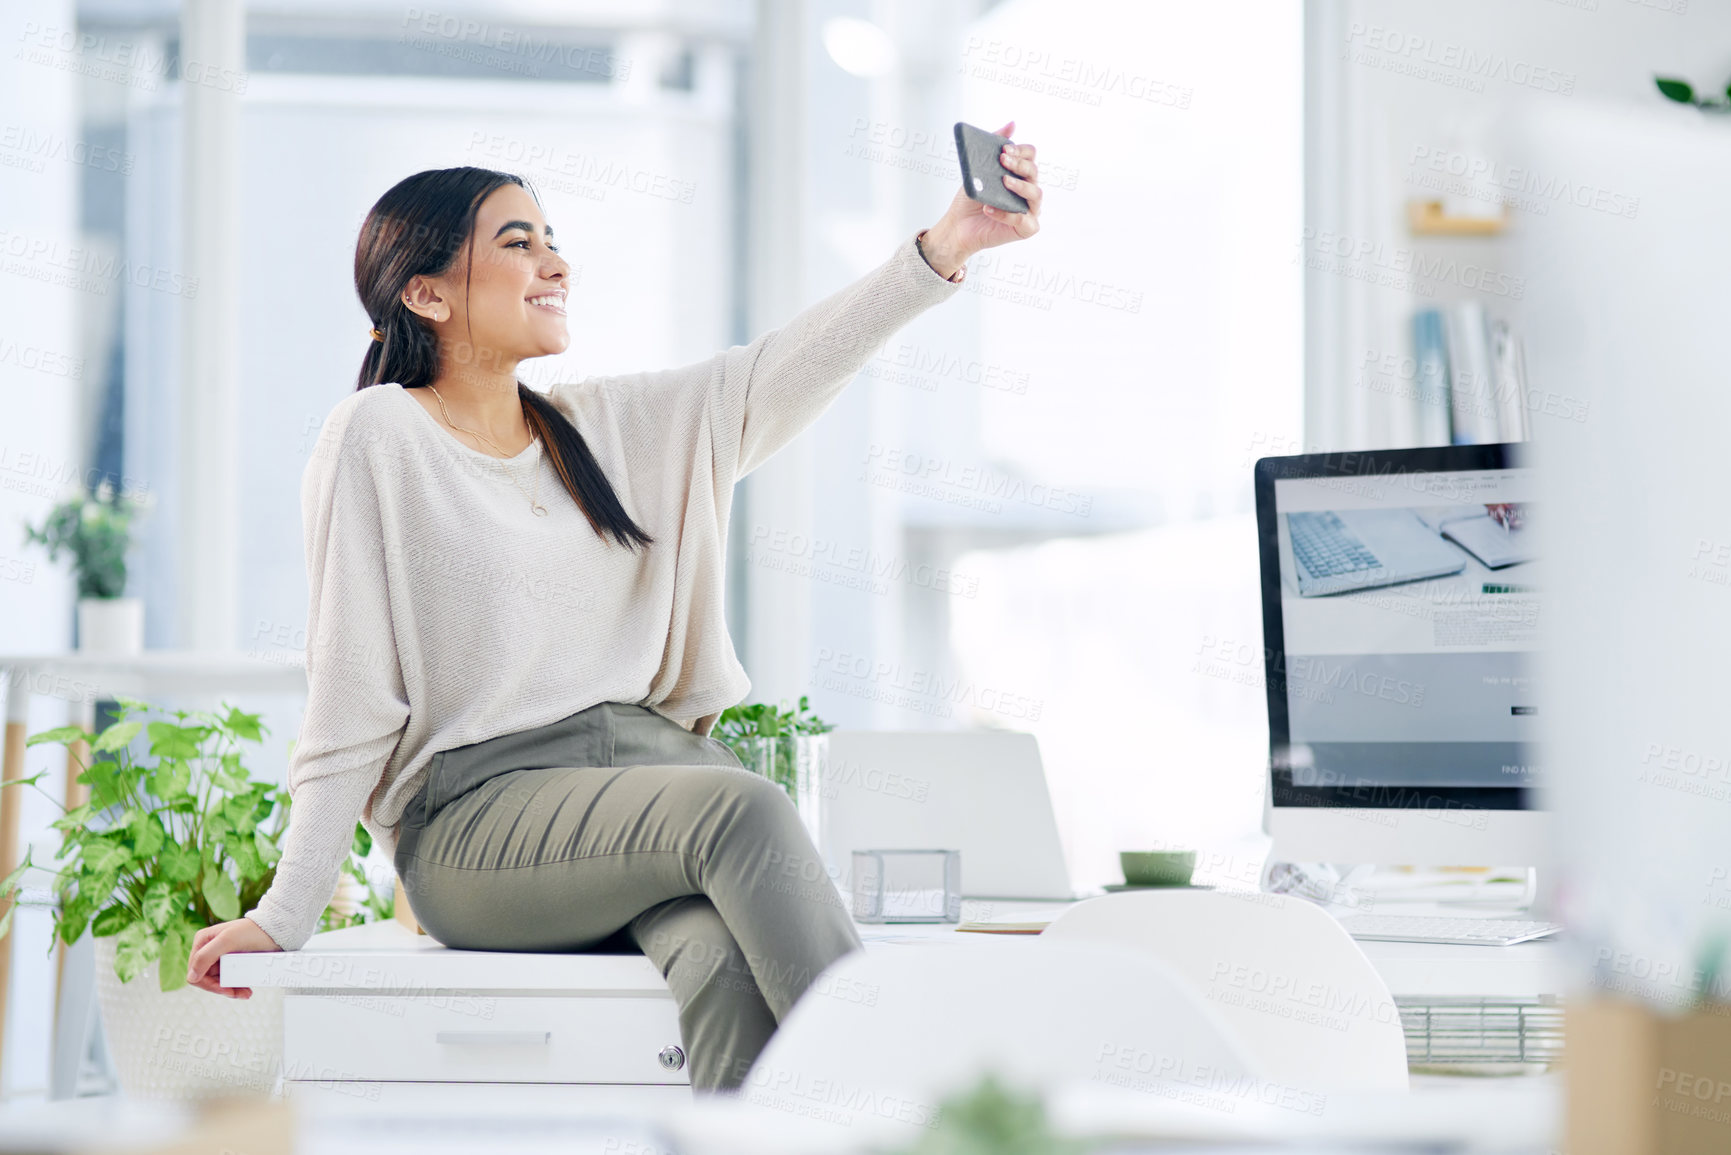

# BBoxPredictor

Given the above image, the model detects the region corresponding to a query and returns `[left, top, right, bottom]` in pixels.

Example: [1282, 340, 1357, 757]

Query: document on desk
[955, 921, 1049, 934]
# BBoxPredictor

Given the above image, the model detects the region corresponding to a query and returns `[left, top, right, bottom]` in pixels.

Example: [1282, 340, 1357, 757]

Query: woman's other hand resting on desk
[186, 917, 281, 998]
[916, 119, 1043, 279]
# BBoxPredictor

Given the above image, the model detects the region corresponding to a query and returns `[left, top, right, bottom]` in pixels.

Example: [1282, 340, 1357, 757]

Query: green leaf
[1656, 77, 1696, 104]
[112, 695, 151, 716]
[146, 721, 204, 762]
[146, 759, 191, 800]
[228, 837, 264, 883]
[82, 839, 132, 876]
[254, 828, 280, 868]
[0, 849, 33, 899]
[158, 842, 200, 883]
[157, 921, 192, 993]
[91, 902, 133, 937]
[130, 811, 166, 858]
[85, 867, 121, 908]
[91, 720, 142, 755]
[50, 803, 97, 832]
[221, 795, 257, 834]
[352, 824, 373, 858]
[140, 879, 178, 931]
[213, 753, 250, 794]
[202, 869, 240, 922]
[25, 726, 88, 748]
[113, 920, 159, 983]
[57, 891, 93, 946]
[0, 770, 49, 792]
[222, 706, 264, 744]
[77, 761, 125, 809]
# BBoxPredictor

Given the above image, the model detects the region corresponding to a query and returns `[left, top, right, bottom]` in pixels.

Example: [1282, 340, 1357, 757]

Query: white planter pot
[76, 597, 144, 655]
[93, 935, 284, 1099]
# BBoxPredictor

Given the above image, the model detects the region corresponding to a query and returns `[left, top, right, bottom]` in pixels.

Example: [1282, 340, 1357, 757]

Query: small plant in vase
[715, 696, 833, 845]
[21, 479, 153, 653]
[0, 697, 290, 1098]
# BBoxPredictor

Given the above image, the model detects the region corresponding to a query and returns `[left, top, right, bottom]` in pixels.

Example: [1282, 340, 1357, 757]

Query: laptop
[1284, 507, 1466, 597]
[822, 730, 1078, 901]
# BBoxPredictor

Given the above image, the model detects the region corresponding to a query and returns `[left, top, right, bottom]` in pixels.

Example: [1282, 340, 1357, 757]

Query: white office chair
[729, 937, 1265, 1151]
[1044, 890, 1410, 1091]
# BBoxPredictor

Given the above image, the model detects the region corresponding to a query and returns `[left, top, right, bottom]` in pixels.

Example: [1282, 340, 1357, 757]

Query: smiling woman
[187, 146, 1044, 1091]
[354, 168, 653, 545]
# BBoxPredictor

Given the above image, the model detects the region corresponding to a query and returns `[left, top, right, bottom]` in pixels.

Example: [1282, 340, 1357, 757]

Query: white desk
[223, 893, 1564, 1109]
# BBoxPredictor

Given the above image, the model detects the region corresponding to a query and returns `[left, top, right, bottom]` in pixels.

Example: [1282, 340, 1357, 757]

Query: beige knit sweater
[244, 233, 962, 950]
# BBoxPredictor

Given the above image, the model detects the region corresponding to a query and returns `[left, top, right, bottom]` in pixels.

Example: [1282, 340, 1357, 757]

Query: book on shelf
[1408, 303, 1531, 446]
[1411, 308, 1453, 445]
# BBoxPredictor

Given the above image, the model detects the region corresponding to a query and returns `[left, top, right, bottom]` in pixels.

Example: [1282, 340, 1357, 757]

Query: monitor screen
[1255, 444, 1537, 810]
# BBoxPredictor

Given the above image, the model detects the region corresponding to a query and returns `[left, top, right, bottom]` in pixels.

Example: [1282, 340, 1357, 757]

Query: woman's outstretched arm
[717, 124, 1043, 478]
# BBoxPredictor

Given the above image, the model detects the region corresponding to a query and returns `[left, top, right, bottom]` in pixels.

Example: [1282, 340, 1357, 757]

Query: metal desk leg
[0, 669, 30, 1089]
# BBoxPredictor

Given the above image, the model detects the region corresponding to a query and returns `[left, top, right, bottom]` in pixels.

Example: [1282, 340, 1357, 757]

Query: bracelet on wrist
[916, 230, 967, 284]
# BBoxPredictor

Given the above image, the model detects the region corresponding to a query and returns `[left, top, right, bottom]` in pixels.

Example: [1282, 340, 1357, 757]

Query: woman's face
[413, 183, 571, 379]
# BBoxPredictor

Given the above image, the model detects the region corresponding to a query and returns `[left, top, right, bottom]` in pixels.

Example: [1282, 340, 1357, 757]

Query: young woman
[185, 123, 1042, 1092]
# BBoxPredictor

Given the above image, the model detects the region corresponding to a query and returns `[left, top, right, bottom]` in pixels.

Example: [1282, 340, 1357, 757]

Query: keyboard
[1288, 511, 1382, 579]
[1336, 914, 1561, 947]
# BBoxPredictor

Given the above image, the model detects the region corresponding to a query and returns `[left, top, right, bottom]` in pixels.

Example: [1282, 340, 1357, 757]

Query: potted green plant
[316, 823, 395, 934]
[714, 696, 834, 846]
[21, 479, 152, 653]
[0, 697, 289, 1098]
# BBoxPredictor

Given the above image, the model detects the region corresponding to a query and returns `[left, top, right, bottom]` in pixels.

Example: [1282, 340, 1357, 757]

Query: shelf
[1406, 198, 1510, 236]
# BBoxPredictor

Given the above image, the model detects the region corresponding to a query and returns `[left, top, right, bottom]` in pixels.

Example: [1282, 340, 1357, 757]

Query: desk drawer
[283, 994, 688, 1084]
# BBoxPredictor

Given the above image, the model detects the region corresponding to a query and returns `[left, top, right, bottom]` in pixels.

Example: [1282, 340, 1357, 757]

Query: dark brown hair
[353, 166, 651, 549]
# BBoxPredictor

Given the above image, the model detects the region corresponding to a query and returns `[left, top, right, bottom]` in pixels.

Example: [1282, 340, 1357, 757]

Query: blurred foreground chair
[1044, 889, 1409, 1091]
[742, 937, 1264, 1150]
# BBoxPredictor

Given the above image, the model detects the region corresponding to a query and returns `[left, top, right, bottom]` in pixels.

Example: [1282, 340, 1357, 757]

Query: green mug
[1119, 849, 1197, 887]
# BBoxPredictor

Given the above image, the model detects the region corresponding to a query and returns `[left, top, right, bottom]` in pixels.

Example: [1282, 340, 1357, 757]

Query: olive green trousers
[392, 702, 863, 1092]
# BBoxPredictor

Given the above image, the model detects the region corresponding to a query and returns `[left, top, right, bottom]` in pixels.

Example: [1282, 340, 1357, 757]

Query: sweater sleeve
[244, 412, 411, 951]
[717, 231, 963, 478]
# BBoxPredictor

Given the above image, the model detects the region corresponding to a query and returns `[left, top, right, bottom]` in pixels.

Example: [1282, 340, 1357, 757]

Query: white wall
[1306, 0, 1731, 452]
[0, 0, 84, 1102]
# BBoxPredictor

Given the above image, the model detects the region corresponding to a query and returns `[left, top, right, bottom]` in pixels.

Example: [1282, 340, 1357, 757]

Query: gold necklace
[425, 384, 548, 516]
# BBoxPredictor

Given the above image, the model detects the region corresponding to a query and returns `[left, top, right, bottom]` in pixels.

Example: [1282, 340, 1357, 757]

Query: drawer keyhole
[658, 1045, 686, 1071]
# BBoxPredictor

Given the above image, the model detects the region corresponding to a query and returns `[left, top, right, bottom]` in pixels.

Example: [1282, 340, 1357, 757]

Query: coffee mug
[1119, 849, 1197, 887]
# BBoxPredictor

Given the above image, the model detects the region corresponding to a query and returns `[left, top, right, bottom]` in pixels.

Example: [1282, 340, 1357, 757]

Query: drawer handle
[434, 1030, 551, 1046]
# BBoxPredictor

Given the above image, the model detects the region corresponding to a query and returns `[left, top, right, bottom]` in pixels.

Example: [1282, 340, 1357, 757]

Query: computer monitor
[1253, 442, 1551, 866]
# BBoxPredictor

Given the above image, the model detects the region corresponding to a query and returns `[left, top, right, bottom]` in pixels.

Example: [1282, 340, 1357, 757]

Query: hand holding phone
[954, 121, 1030, 213]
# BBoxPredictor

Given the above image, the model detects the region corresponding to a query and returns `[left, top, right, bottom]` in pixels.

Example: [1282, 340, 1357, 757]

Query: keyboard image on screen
[1288, 511, 1381, 578]
[1335, 914, 1562, 947]
[1284, 508, 1468, 597]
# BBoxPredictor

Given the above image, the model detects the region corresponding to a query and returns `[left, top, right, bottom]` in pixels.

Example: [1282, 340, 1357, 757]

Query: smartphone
[953, 121, 1029, 213]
